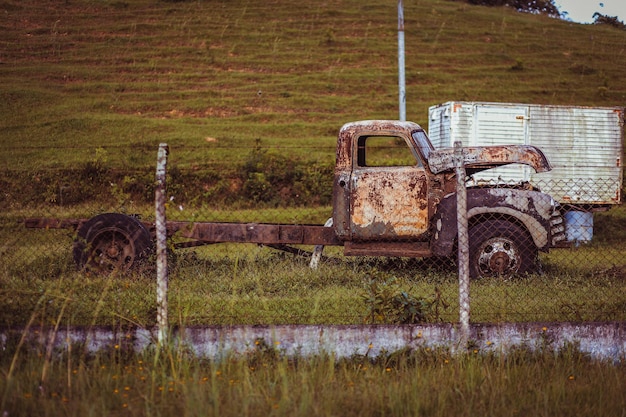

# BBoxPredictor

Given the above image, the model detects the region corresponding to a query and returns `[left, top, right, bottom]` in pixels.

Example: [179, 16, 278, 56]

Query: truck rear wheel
[468, 219, 537, 279]
[73, 213, 153, 274]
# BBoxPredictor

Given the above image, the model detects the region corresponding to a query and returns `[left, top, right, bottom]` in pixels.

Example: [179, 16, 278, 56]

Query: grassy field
[1, 0, 625, 191]
[1, 0, 626, 322]
[2, 212, 626, 327]
[2, 340, 625, 417]
[2, 1, 626, 415]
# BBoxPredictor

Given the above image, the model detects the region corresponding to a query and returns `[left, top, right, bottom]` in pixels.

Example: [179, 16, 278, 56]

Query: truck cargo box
[428, 101, 624, 207]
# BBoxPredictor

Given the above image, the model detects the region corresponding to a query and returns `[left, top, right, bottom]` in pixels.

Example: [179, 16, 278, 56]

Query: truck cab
[332, 120, 566, 277]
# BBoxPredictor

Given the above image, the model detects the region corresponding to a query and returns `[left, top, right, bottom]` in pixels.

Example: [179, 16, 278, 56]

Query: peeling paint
[350, 169, 429, 238]
[486, 188, 554, 220]
[429, 145, 551, 175]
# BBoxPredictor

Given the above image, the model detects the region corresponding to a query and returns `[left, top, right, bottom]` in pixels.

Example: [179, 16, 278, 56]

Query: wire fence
[1, 140, 625, 327]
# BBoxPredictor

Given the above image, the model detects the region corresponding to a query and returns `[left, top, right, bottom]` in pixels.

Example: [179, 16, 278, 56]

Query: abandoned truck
[25, 120, 567, 278]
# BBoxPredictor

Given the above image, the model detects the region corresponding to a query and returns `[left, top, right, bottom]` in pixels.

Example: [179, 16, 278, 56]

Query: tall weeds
[1, 337, 624, 416]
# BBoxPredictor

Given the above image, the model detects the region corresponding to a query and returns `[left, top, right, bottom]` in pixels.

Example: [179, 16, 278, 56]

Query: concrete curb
[2, 322, 624, 361]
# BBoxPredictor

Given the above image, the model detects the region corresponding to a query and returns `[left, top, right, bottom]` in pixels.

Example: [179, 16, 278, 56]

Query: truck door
[349, 134, 429, 240]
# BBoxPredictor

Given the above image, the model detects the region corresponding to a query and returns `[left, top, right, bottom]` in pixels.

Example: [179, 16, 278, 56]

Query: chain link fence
[1, 139, 625, 327]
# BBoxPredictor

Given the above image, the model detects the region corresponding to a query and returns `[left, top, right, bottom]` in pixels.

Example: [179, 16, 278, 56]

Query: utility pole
[398, 0, 406, 121]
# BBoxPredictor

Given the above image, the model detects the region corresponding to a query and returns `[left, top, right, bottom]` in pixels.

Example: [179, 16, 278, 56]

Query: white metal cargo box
[428, 101, 624, 207]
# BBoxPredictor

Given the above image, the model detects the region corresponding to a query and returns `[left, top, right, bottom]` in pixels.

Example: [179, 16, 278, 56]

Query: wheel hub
[73, 213, 154, 275]
[488, 251, 511, 274]
[107, 245, 120, 258]
[478, 239, 519, 276]
[91, 231, 135, 272]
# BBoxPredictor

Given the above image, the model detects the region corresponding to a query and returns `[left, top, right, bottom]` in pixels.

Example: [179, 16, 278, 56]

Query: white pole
[454, 142, 470, 346]
[398, 0, 406, 121]
[155, 143, 169, 345]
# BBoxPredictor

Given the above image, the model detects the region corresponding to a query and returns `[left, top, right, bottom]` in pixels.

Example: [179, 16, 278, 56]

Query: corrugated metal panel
[452, 103, 473, 145]
[526, 105, 622, 204]
[427, 102, 624, 205]
[427, 103, 452, 148]
[474, 104, 528, 146]
[472, 104, 530, 182]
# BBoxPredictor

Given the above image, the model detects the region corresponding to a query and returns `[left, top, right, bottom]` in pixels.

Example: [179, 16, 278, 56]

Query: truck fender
[430, 188, 554, 257]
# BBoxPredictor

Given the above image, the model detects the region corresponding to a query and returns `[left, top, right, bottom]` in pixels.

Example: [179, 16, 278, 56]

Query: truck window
[412, 129, 433, 161]
[356, 135, 420, 167]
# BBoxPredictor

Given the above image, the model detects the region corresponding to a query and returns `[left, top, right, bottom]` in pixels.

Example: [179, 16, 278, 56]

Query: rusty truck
[25, 120, 567, 278]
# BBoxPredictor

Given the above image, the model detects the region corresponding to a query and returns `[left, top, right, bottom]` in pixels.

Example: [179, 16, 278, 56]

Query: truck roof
[337, 120, 552, 176]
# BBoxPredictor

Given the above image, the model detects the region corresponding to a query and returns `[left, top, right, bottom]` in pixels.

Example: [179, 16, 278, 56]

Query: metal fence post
[155, 143, 169, 345]
[397, 0, 406, 121]
[454, 141, 470, 347]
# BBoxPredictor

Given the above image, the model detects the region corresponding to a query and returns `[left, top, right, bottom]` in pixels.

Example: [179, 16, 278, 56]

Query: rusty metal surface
[333, 120, 434, 242]
[334, 120, 425, 170]
[167, 221, 342, 246]
[333, 120, 554, 248]
[465, 188, 556, 248]
[344, 241, 431, 257]
[350, 169, 429, 239]
[430, 188, 562, 257]
[428, 145, 552, 175]
[24, 217, 85, 230]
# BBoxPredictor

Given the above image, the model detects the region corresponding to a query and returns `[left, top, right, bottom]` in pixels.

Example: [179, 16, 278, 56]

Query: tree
[463, 0, 561, 18]
[593, 12, 626, 30]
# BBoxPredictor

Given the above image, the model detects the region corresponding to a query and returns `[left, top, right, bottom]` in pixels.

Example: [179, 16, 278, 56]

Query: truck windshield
[412, 130, 434, 161]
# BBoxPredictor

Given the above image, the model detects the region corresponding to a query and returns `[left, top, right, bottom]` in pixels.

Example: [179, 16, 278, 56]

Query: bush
[361, 271, 449, 324]
[593, 13, 626, 30]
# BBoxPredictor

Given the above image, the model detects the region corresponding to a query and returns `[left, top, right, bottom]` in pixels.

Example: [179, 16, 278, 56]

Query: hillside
[0, 0, 625, 206]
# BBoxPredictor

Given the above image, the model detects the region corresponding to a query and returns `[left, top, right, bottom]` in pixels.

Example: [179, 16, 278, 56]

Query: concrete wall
[2, 322, 624, 362]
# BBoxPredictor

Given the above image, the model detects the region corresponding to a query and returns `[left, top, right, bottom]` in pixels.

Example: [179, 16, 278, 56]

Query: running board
[344, 241, 432, 257]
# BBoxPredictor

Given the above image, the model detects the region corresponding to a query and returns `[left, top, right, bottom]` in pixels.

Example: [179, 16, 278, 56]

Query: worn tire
[468, 219, 537, 279]
[73, 213, 153, 274]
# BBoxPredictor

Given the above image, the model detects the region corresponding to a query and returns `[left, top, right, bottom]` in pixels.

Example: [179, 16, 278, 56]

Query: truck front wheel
[73, 213, 153, 274]
[468, 220, 537, 279]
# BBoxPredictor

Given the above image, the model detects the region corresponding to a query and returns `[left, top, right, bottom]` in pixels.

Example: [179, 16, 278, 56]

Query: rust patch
[350, 168, 429, 238]
[170, 222, 341, 246]
[428, 145, 552, 175]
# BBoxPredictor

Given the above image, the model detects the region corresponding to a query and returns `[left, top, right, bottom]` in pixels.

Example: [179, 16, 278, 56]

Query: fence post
[397, 0, 406, 121]
[454, 141, 470, 347]
[155, 143, 169, 345]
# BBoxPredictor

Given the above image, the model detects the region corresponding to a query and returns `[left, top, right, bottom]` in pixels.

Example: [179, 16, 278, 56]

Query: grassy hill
[1, 0, 625, 206]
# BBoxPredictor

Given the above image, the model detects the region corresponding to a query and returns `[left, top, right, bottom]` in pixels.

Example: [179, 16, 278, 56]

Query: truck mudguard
[430, 188, 557, 257]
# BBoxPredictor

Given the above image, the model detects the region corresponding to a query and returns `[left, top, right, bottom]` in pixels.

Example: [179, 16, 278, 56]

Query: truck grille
[550, 206, 567, 246]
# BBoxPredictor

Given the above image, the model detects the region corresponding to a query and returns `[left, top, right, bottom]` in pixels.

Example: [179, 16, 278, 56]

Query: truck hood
[427, 145, 552, 175]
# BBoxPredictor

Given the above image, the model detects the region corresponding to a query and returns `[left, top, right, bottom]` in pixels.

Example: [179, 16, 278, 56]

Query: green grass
[2, 227, 626, 327]
[1, 2, 625, 414]
[2, 0, 625, 208]
[1, 338, 624, 417]
[1, 0, 625, 171]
